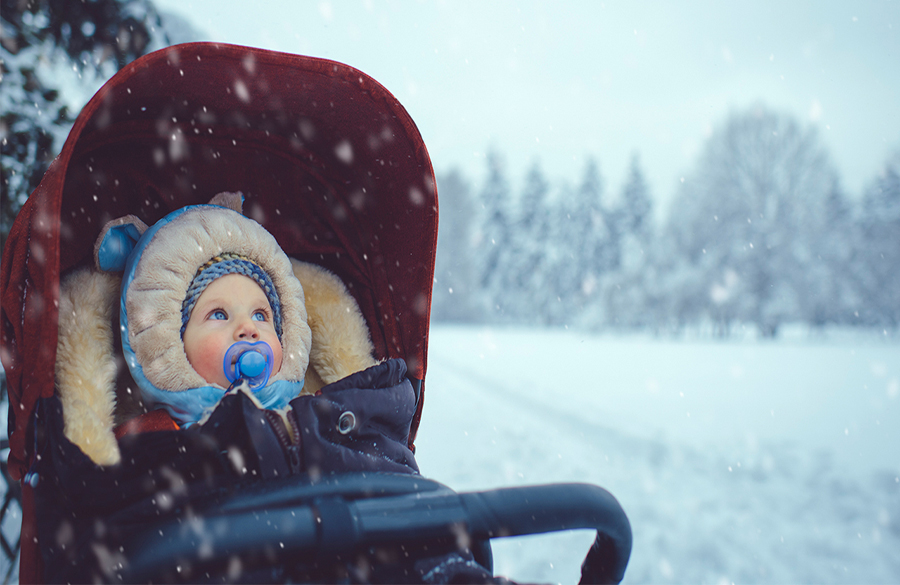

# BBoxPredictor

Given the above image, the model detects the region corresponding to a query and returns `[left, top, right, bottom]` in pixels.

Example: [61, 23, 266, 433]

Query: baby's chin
[212, 377, 232, 389]
[192, 367, 230, 389]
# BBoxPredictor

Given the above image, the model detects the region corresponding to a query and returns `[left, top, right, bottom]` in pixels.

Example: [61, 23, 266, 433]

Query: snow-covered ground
[415, 325, 900, 584]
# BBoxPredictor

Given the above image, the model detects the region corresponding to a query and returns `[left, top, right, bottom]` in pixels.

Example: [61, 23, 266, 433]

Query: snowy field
[415, 325, 900, 585]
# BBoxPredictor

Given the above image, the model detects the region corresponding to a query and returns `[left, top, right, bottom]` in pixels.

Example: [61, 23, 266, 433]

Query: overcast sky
[153, 0, 900, 215]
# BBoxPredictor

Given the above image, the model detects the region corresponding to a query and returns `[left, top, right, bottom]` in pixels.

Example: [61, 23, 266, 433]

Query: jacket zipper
[263, 409, 302, 474]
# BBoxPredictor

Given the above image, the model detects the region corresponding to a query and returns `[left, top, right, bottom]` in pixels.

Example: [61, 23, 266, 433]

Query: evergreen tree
[560, 157, 613, 319]
[616, 153, 653, 269]
[541, 181, 577, 327]
[1, 0, 172, 237]
[507, 160, 555, 324]
[603, 154, 655, 328]
[432, 168, 482, 322]
[477, 149, 514, 321]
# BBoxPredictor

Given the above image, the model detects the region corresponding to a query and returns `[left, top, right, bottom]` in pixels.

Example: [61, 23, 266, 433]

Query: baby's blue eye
[210, 309, 227, 320]
[252, 311, 267, 322]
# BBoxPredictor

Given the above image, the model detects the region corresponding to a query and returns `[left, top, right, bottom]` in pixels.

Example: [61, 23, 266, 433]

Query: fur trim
[126, 205, 311, 392]
[292, 260, 377, 393]
[56, 268, 122, 465]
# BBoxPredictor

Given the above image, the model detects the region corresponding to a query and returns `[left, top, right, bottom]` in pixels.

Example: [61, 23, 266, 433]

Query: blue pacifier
[222, 341, 274, 391]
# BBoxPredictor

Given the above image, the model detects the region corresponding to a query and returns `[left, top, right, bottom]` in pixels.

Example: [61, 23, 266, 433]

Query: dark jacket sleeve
[291, 358, 420, 477]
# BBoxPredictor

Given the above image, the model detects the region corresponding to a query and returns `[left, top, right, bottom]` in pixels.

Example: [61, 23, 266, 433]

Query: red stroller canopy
[1, 42, 438, 481]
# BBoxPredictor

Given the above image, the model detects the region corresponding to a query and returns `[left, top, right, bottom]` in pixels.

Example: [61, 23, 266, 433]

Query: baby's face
[183, 273, 283, 388]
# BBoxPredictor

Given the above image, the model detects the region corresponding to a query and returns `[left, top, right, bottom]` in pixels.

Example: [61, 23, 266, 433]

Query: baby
[102, 192, 314, 426]
[57, 192, 381, 466]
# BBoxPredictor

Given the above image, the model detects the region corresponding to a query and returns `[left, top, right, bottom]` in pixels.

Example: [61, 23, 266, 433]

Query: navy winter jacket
[33, 359, 423, 581]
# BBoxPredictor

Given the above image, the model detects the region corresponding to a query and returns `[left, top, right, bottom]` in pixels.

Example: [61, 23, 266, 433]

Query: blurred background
[1, 1, 899, 583]
[3, 0, 899, 334]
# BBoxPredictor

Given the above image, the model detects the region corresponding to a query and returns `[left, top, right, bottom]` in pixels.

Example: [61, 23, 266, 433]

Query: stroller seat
[0, 42, 631, 583]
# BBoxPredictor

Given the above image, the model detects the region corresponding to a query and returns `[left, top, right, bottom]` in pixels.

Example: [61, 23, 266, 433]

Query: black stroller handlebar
[356, 482, 632, 584]
[118, 475, 631, 584]
[463, 483, 632, 583]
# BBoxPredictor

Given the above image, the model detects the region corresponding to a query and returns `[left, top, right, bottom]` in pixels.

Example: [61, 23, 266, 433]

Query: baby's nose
[235, 319, 260, 340]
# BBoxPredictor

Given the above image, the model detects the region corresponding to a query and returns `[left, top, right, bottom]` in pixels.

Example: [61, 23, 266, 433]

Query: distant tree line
[433, 105, 900, 336]
[2, 5, 897, 338]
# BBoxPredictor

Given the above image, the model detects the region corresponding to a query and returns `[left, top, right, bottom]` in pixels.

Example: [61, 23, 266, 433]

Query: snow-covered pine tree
[603, 153, 655, 329]
[617, 154, 653, 255]
[477, 149, 515, 322]
[1, 0, 172, 237]
[536, 180, 574, 327]
[562, 157, 614, 323]
[432, 168, 483, 323]
[506, 160, 555, 325]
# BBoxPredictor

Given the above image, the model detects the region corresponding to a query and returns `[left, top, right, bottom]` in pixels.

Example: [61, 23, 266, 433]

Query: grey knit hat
[180, 253, 283, 339]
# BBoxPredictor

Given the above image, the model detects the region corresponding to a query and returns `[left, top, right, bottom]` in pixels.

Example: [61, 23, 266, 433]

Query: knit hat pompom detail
[181, 253, 282, 339]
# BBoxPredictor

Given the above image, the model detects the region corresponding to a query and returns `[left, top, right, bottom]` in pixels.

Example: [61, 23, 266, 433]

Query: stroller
[0, 43, 631, 583]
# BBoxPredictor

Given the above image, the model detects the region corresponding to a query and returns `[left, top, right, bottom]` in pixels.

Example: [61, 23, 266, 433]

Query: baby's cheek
[270, 339, 284, 376]
[188, 342, 228, 386]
